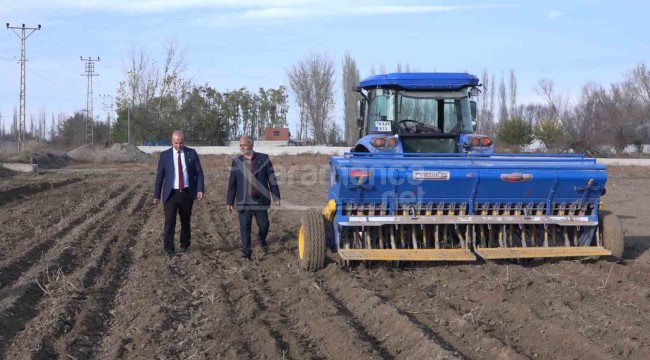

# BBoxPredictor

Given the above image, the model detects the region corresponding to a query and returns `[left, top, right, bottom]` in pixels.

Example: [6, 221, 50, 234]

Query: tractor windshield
[366, 88, 473, 134]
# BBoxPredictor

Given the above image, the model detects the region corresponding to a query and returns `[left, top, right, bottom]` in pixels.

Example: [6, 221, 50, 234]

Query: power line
[80, 56, 100, 147]
[6, 22, 42, 152]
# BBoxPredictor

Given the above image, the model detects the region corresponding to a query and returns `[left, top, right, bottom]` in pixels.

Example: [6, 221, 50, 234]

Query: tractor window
[397, 91, 473, 134]
[367, 89, 396, 133]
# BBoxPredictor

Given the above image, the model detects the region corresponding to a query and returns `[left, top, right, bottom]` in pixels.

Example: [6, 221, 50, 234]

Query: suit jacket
[227, 152, 281, 209]
[154, 146, 204, 202]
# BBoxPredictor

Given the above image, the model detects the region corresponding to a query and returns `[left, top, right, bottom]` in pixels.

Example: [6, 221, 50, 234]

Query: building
[264, 127, 290, 141]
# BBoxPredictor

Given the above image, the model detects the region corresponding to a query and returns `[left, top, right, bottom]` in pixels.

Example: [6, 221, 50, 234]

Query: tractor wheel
[599, 210, 624, 260]
[298, 210, 327, 271]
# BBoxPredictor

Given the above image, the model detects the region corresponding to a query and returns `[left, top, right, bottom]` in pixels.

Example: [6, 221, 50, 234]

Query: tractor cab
[353, 73, 494, 154]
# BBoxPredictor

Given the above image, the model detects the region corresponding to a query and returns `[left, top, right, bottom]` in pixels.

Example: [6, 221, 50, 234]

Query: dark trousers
[163, 190, 194, 252]
[238, 208, 269, 257]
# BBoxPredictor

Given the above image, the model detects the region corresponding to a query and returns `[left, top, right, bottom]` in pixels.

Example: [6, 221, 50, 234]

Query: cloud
[548, 10, 563, 19]
[198, 3, 510, 27]
[5, 1, 509, 21]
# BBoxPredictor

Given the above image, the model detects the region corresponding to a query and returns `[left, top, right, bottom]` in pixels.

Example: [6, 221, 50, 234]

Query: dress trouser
[163, 190, 193, 252]
[237, 207, 269, 257]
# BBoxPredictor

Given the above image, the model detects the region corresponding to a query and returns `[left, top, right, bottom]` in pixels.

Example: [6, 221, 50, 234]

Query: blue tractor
[351, 72, 494, 155]
[297, 72, 623, 271]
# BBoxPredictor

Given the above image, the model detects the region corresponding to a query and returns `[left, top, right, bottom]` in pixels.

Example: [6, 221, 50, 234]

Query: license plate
[374, 121, 392, 132]
[413, 171, 450, 180]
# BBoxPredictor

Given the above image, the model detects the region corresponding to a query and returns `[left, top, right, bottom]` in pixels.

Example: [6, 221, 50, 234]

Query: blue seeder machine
[298, 73, 624, 271]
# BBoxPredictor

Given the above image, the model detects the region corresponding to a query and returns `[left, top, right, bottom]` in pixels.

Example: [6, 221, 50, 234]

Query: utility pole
[127, 104, 131, 145]
[81, 56, 100, 147]
[99, 94, 114, 146]
[6, 23, 41, 152]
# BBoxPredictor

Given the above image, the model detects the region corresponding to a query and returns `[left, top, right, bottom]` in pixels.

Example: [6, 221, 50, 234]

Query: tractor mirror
[357, 100, 366, 124]
[470, 100, 477, 120]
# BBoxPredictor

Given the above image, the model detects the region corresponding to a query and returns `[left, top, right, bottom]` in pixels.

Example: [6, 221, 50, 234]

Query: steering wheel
[398, 119, 422, 132]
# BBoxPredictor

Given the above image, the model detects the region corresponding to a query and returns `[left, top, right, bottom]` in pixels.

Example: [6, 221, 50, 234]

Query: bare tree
[116, 38, 190, 115]
[509, 69, 517, 119]
[478, 69, 495, 136]
[287, 52, 336, 144]
[498, 75, 508, 122]
[489, 74, 495, 127]
[342, 51, 361, 146]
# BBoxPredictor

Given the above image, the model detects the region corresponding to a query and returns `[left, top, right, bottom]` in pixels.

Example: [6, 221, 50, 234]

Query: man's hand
[227, 205, 233, 213]
[197, 192, 204, 201]
[274, 200, 281, 207]
[153, 198, 160, 206]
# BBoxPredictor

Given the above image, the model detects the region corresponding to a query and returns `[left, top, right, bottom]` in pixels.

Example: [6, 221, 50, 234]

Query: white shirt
[173, 150, 188, 189]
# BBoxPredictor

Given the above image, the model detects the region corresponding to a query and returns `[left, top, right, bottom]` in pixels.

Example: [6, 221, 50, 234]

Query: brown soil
[0, 155, 648, 360]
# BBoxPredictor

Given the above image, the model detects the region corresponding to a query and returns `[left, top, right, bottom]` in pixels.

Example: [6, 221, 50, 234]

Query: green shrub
[497, 117, 533, 147]
[533, 118, 566, 150]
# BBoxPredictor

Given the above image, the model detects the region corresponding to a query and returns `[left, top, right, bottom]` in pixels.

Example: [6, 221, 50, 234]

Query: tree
[533, 118, 566, 150]
[497, 116, 533, 147]
[498, 75, 508, 122]
[508, 69, 517, 118]
[287, 52, 336, 144]
[342, 51, 361, 146]
[478, 69, 496, 137]
[114, 39, 191, 141]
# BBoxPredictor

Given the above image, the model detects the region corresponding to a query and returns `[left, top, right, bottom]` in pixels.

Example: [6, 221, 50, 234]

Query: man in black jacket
[226, 136, 281, 259]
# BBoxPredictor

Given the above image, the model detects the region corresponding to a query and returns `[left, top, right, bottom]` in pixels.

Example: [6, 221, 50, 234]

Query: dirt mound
[31, 152, 73, 169]
[66, 143, 150, 163]
[0, 166, 16, 178]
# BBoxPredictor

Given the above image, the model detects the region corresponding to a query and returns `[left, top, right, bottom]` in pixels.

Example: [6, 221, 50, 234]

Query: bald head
[172, 131, 185, 152]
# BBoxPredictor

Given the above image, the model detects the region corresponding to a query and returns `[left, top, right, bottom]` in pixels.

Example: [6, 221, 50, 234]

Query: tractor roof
[359, 72, 479, 90]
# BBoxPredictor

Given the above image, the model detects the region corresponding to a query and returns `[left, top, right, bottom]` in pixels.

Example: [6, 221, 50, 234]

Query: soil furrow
[199, 201, 311, 359]
[0, 181, 127, 290]
[210, 201, 392, 360]
[11, 187, 148, 359]
[61, 191, 149, 359]
[316, 267, 463, 360]
[0, 177, 83, 207]
[353, 266, 528, 360]
[0, 184, 140, 358]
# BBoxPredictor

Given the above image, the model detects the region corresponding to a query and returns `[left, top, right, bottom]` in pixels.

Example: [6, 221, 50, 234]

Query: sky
[1, 0, 649, 137]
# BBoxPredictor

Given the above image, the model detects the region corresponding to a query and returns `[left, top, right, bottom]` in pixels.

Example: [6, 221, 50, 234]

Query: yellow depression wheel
[298, 226, 305, 260]
[600, 210, 624, 260]
[298, 210, 327, 271]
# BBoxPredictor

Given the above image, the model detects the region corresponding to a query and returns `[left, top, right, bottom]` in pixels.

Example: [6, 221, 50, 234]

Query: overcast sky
[1, 0, 648, 135]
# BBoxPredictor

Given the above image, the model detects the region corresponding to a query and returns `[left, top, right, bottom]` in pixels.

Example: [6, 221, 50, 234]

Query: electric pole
[81, 56, 100, 147]
[99, 94, 114, 146]
[6, 23, 41, 152]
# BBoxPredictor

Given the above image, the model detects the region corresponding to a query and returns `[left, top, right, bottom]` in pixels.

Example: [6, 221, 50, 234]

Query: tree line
[479, 65, 650, 154]
[2, 38, 649, 154]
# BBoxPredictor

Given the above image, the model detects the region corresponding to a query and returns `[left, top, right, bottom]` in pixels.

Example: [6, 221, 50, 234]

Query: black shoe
[166, 250, 174, 259]
[241, 254, 251, 260]
[261, 245, 269, 255]
[181, 246, 189, 254]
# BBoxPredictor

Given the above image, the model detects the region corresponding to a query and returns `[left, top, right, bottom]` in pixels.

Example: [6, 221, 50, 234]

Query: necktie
[177, 151, 184, 190]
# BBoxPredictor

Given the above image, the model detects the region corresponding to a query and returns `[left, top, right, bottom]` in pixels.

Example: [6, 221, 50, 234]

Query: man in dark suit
[227, 136, 281, 260]
[154, 130, 204, 259]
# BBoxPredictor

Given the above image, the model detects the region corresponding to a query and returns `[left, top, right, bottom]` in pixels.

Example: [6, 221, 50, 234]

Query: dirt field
[1, 155, 649, 360]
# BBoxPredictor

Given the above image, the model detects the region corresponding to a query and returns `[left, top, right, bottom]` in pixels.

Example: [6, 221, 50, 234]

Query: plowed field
[1, 156, 649, 359]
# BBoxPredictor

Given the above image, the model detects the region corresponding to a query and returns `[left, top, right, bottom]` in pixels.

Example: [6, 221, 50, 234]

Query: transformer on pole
[81, 56, 100, 147]
[6, 23, 41, 152]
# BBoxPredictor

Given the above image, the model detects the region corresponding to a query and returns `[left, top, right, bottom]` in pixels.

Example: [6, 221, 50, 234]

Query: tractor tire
[299, 210, 327, 271]
[599, 210, 624, 260]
